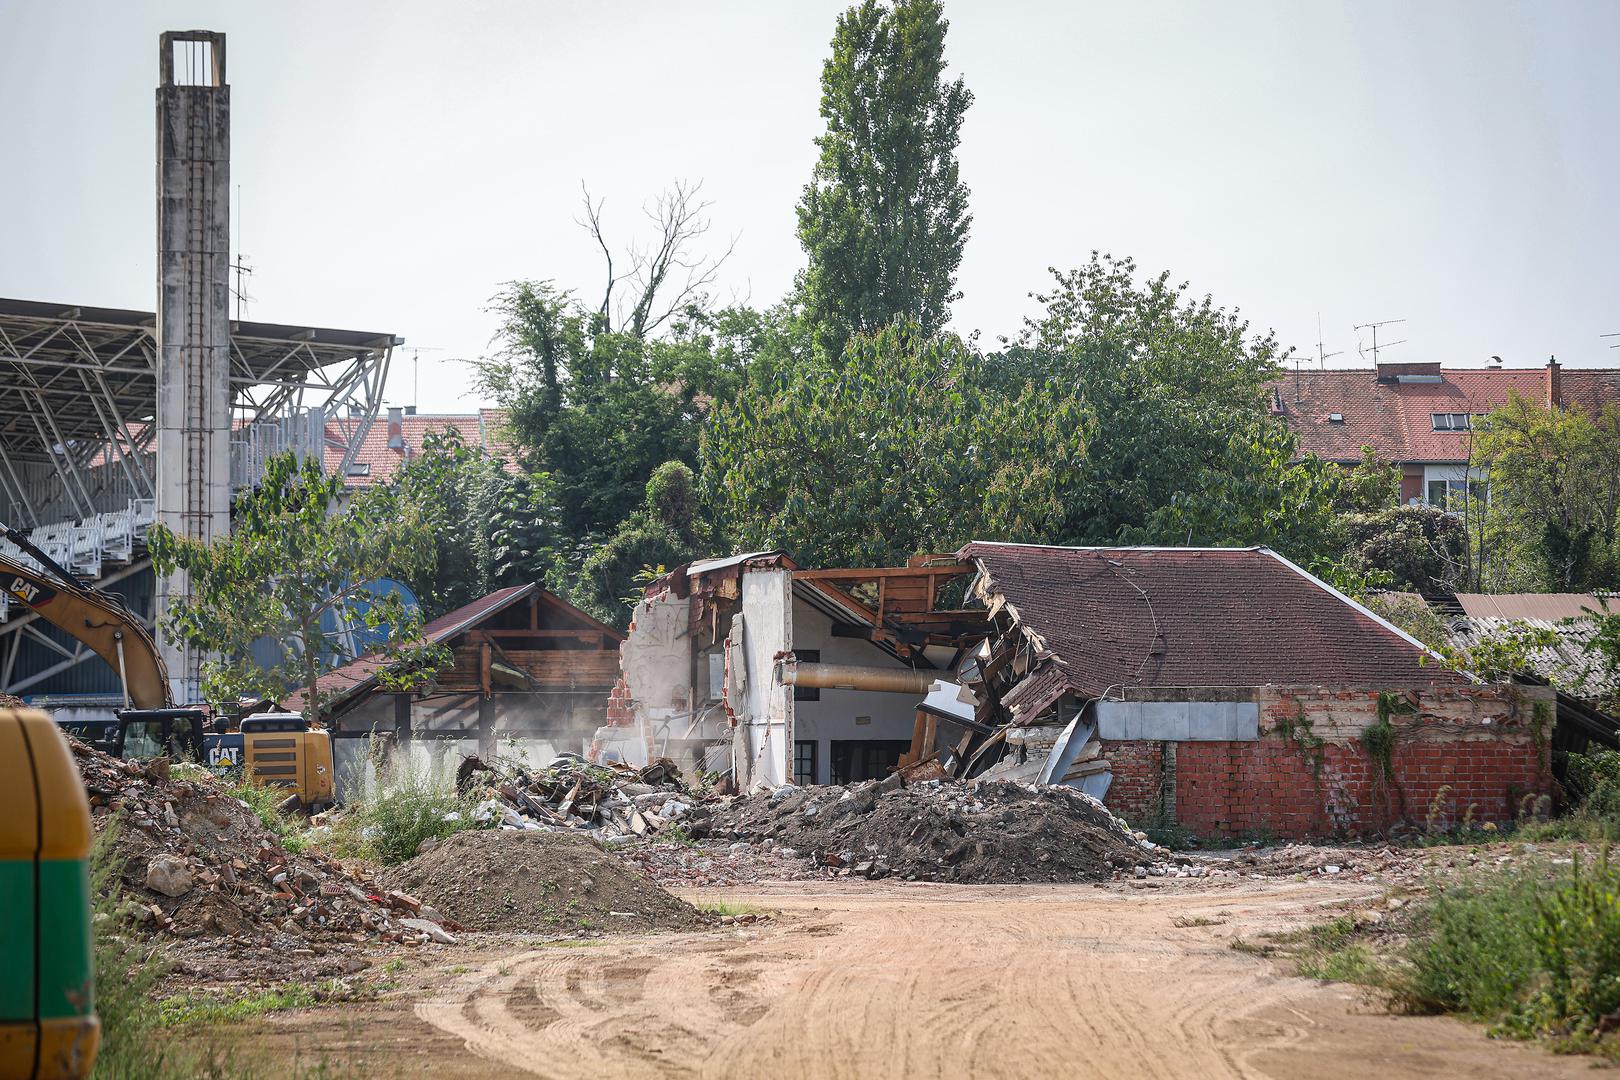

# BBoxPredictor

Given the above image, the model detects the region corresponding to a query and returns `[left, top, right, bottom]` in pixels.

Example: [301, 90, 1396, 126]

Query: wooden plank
[793, 567, 970, 581]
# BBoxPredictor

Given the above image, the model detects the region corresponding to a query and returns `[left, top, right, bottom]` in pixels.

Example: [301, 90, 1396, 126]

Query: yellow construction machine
[0, 522, 334, 809]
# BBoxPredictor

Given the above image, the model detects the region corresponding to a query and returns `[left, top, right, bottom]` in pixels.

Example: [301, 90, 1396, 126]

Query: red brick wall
[1102, 685, 1552, 840]
[1099, 741, 1166, 821]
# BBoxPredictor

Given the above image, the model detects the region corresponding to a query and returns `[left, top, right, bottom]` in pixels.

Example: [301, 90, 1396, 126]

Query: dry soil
[235, 875, 1601, 1080]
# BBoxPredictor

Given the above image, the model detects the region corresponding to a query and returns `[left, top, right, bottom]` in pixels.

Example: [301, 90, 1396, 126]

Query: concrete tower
[155, 31, 231, 702]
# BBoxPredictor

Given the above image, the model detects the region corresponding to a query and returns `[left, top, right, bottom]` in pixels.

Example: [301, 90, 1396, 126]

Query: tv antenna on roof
[1354, 318, 1407, 364]
[1315, 313, 1343, 370]
[230, 184, 254, 320]
[1602, 332, 1620, 350]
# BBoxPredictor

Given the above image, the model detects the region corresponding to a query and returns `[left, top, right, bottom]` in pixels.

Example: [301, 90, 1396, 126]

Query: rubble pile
[380, 829, 707, 933]
[72, 737, 452, 981]
[708, 777, 1158, 883]
[473, 753, 710, 842]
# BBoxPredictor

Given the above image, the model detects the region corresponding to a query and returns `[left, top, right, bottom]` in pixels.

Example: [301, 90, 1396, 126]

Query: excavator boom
[0, 527, 171, 710]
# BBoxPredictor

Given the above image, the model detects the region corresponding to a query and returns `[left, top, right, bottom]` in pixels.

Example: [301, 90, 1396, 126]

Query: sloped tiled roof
[326, 409, 517, 486]
[958, 542, 1462, 698]
[1270, 366, 1620, 464]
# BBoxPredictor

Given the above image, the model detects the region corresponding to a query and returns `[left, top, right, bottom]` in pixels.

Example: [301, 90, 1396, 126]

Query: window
[1431, 413, 1475, 431]
[829, 740, 912, 785]
[1327, 412, 1344, 424]
[1427, 477, 1489, 510]
[793, 649, 820, 701]
[794, 740, 817, 785]
[344, 462, 372, 477]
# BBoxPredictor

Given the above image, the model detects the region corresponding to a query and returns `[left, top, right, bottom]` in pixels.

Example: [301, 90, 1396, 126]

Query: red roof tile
[325, 410, 518, 486]
[958, 543, 1461, 696]
[1271, 365, 1620, 464]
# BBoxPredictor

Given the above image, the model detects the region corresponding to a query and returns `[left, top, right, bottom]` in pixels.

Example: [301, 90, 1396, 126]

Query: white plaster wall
[789, 596, 930, 784]
[738, 568, 793, 788]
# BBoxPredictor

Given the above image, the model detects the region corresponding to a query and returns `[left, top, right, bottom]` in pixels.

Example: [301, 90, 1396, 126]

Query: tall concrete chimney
[1545, 355, 1561, 409]
[386, 407, 404, 450]
[155, 30, 230, 703]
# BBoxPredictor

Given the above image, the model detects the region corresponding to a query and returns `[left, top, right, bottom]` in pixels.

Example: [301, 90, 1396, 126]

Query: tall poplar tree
[796, 0, 973, 360]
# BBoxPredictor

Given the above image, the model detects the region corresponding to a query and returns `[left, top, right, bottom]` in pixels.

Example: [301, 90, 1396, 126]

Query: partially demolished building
[608, 553, 985, 789]
[955, 543, 1553, 838]
[606, 543, 1559, 840]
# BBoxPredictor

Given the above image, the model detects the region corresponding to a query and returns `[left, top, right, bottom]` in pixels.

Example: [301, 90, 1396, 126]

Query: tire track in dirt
[413, 881, 1599, 1080]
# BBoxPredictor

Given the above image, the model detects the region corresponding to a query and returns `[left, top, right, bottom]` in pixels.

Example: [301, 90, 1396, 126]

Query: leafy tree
[386, 427, 563, 618]
[1335, 448, 1400, 513]
[148, 453, 449, 724]
[1010, 253, 1290, 544]
[474, 285, 760, 542]
[704, 322, 1083, 566]
[1473, 393, 1620, 590]
[577, 461, 708, 625]
[797, 0, 972, 359]
[1340, 505, 1468, 594]
[1127, 418, 1345, 566]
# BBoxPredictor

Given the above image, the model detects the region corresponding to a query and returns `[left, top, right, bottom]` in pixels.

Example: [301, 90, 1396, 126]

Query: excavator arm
[0, 526, 171, 710]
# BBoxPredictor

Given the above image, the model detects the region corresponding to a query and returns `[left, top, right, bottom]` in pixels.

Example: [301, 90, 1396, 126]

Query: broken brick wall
[1101, 683, 1554, 840]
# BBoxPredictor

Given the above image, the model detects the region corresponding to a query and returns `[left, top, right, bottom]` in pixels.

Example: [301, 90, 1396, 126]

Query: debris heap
[708, 777, 1158, 884]
[73, 738, 449, 980]
[473, 753, 708, 841]
[380, 829, 707, 933]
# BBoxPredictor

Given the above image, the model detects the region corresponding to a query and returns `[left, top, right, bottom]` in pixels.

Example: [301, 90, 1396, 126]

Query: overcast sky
[3, 0, 1617, 411]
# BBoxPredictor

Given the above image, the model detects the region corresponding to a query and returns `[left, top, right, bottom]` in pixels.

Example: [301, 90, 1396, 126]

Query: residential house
[1270, 358, 1620, 508]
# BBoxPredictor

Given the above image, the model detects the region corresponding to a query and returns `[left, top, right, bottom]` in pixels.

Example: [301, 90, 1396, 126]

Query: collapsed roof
[957, 542, 1464, 710]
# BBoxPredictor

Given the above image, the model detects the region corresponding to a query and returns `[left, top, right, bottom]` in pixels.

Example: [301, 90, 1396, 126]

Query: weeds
[317, 759, 491, 865]
[1390, 848, 1620, 1055]
[223, 778, 308, 850]
[696, 899, 764, 917]
[158, 985, 318, 1028]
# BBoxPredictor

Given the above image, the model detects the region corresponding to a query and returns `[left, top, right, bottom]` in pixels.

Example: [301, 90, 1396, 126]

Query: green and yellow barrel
[0, 708, 98, 1079]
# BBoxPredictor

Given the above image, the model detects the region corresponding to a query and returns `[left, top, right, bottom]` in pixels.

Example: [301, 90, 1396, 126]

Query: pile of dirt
[380, 829, 708, 933]
[73, 737, 435, 981]
[708, 777, 1157, 883]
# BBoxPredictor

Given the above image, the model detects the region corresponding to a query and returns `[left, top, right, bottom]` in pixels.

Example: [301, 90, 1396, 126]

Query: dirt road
[256, 879, 1595, 1079]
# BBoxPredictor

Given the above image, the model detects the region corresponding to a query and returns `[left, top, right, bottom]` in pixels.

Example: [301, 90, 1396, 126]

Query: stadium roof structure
[0, 297, 401, 525]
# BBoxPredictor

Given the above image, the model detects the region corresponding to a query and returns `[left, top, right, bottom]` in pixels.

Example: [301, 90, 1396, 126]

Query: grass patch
[1171, 915, 1224, 928]
[696, 899, 764, 918]
[158, 985, 318, 1028]
[1389, 849, 1620, 1056]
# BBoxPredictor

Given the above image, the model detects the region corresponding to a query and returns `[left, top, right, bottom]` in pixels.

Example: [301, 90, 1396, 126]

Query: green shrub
[223, 778, 307, 849]
[320, 761, 490, 865]
[1393, 849, 1620, 1052]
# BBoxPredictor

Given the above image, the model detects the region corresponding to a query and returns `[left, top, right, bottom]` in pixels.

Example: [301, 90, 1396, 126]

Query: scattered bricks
[386, 890, 423, 914]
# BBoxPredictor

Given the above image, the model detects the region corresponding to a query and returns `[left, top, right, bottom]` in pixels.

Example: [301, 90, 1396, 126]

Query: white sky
[3, 1, 1618, 411]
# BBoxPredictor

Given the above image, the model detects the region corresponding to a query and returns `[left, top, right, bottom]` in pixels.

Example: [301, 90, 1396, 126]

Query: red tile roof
[1270, 365, 1620, 464]
[326, 409, 517, 486]
[958, 543, 1462, 697]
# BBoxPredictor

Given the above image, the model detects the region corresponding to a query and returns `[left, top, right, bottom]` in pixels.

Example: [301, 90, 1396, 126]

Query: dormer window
[1432, 413, 1476, 431]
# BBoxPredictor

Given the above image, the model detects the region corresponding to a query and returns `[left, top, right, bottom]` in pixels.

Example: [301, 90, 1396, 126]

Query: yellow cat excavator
[0, 522, 334, 809]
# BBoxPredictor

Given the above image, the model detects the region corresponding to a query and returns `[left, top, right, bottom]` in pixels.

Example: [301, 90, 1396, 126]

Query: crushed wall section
[1101, 684, 1553, 839]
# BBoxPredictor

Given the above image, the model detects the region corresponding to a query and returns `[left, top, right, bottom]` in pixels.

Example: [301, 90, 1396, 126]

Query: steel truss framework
[0, 295, 400, 696]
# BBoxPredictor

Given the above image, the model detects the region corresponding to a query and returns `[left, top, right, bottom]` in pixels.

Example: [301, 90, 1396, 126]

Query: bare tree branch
[576, 182, 622, 324]
[575, 179, 735, 339]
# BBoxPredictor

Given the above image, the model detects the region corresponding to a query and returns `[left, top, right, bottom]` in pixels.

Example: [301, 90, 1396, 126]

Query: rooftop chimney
[1546, 355, 1561, 409]
[386, 406, 404, 450]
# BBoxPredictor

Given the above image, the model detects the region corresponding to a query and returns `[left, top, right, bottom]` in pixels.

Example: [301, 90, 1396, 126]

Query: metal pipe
[778, 661, 939, 694]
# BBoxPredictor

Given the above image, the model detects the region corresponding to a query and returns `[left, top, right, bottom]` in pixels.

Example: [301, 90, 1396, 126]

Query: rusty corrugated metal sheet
[1454, 593, 1613, 621]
